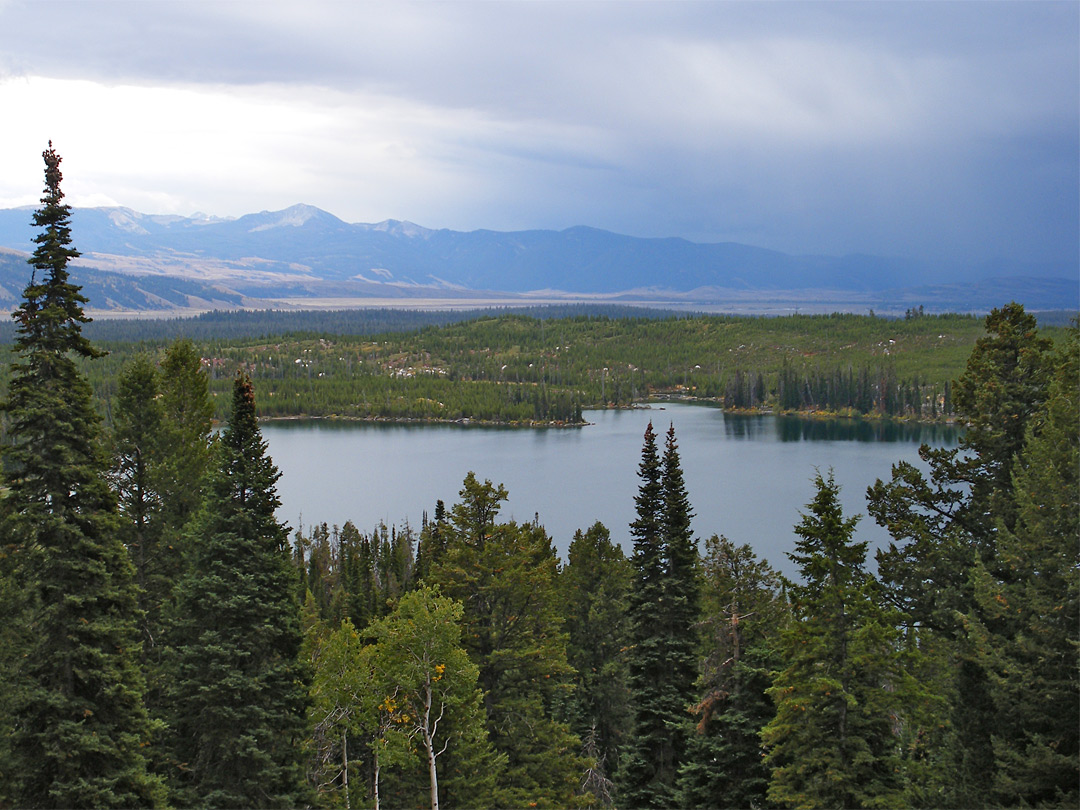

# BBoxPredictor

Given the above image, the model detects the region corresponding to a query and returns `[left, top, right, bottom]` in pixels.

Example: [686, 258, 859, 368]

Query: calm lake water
[262, 403, 960, 575]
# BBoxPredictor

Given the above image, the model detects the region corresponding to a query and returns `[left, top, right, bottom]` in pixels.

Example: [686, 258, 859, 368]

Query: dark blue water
[262, 404, 959, 575]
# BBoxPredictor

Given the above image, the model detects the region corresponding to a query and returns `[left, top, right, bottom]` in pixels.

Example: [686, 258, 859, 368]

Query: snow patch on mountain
[248, 204, 326, 232]
[188, 212, 234, 225]
[366, 219, 433, 239]
[106, 208, 150, 235]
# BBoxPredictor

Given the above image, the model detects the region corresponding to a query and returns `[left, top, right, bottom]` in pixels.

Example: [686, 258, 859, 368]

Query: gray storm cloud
[0, 0, 1076, 266]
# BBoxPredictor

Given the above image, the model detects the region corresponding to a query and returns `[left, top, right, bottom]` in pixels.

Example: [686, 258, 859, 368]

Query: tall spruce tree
[560, 521, 632, 801]
[156, 338, 214, 546]
[621, 423, 699, 808]
[111, 355, 167, 647]
[952, 302, 1052, 533]
[0, 143, 164, 807]
[621, 422, 668, 806]
[164, 374, 309, 807]
[112, 342, 214, 656]
[763, 472, 924, 809]
[868, 303, 1056, 806]
[659, 424, 699, 742]
[967, 323, 1079, 807]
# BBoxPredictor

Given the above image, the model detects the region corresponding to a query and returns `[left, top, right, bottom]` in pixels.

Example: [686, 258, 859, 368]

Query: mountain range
[0, 204, 1075, 314]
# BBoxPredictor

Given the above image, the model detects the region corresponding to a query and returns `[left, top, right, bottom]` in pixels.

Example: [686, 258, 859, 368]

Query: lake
[262, 403, 960, 575]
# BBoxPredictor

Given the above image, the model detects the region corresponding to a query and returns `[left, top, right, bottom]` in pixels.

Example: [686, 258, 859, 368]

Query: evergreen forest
[3, 299, 1070, 429]
[1, 147, 1077, 810]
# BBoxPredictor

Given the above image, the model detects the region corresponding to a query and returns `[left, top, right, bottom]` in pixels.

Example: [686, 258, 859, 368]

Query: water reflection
[721, 413, 772, 440]
[723, 413, 961, 446]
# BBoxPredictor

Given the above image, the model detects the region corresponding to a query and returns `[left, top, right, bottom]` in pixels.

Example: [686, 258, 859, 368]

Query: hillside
[0, 205, 1075, 313]
[0, 247, 245, 311]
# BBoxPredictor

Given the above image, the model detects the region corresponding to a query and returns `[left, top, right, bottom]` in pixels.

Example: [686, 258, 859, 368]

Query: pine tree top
[788, 471, 868, 608]
[630, 421, 662, 546]
[13, 142, 98, 362]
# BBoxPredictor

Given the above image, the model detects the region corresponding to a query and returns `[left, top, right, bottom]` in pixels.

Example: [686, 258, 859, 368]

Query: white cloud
[0, 1, 1075, 262]
[0, 74, 618, 226]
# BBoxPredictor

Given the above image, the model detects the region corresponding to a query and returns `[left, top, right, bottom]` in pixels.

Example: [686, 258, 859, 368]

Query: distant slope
[0, 247, 245, 311]
[0, 204, 1075, 312]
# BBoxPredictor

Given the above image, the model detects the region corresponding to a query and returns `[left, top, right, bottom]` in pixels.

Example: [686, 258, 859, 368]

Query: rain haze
[0, 0, 1076, 267]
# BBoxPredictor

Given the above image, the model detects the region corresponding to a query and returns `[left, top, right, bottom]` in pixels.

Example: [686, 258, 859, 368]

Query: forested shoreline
[1, 148, 1077, 809]
[3, 305, 1069, 428]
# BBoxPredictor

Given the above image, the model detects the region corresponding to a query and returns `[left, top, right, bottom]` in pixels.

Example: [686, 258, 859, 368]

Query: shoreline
[254, 399, 961, 429]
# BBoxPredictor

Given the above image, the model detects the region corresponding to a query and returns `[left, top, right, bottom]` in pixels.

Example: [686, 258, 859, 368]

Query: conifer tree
[952, 302, 1052, 531]
[763, 472, 926, 809]
[0, 143, 164, 807]
[560, 521, 632, 798]
[868, 303, 1056, 806]
[164, 374, 309, 807]
[156, 338, 214, 545]
[112, 342, 214, 653]
[621, 423, 699, 808]
[677, 535, 786, 809]
[621, 423, 669, 806]
[659, 423, 699, 742]
[428, 473, 583, 807]
[967, 324, 1079, 807]
[872, 304, 1054, 620]
[414, 499, 447, 583]
[111, 356, 173, 783]
[340, 520, 380, 627]
[112, 355, 167, 646]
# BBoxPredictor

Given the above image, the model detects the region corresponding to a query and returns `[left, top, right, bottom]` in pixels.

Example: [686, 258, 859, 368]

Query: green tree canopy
[677, 535, 787, 809]
[156, 338, 215, 545]
[367, 585, 501, 810]
[967, 323, 1079, 807]
[111, 354, 167, 645]
[0, 143, 163, 808]
[559, 521, 632, 802]
[764, 472, 927, 809]
[164, 374, 309, 807]
[867, 303, 1058, 806]
[305, 612, 373, 809]
[428, 473, 584, 808]
[621, 423, 700, 809]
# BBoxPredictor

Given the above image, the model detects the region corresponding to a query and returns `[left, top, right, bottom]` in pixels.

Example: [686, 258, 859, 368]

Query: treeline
[2, 307, 1049, 426]
[211, 310, 985, 421]
[196, 310, 1034, 421]
[0, 303, 687, 345]
[768, 362, 949, 416]
[220, 373, 584, 425]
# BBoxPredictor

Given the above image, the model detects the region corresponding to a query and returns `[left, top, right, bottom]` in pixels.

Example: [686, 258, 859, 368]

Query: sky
[0, 0, 1076, 266]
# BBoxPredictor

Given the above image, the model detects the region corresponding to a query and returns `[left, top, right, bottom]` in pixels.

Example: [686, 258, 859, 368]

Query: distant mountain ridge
[0, 204, 1075, 313]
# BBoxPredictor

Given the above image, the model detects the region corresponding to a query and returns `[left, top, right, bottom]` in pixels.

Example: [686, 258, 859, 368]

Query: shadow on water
[724, 413, 961, 446]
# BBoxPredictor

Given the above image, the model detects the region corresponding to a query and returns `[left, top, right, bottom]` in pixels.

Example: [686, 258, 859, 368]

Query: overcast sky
[0, 0, 1076, 265]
